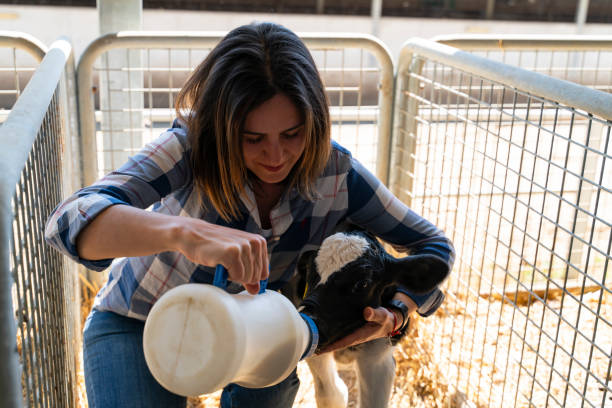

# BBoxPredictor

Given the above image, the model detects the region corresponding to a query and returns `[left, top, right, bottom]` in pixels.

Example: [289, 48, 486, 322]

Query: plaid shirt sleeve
[44, 126, 192, 271]
[345, 157, 455, 317]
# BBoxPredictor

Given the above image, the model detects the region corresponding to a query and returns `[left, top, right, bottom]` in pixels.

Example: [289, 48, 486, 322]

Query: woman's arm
[75, 204, 179, 260]
[76, 204, 269, 294]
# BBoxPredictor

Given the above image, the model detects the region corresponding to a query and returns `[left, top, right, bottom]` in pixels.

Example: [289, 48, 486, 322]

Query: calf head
[297, 228, 448, 350]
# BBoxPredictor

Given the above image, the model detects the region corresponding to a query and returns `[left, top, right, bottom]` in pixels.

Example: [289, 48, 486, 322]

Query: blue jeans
[83, 309, 300, 408]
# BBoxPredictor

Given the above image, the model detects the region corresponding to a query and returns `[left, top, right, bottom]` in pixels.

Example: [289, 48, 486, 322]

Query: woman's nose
[264, 139, 283, 163]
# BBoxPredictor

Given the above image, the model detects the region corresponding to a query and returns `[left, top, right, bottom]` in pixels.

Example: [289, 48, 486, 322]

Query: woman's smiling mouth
[262, 163, 284, 173]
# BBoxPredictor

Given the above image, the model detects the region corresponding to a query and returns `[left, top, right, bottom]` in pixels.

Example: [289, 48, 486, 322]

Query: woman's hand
[173, 218, 269, 294]
[317, 306, 401, 354]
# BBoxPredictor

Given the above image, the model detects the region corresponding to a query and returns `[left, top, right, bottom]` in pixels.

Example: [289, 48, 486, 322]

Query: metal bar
[390, 52, 423, 206]
[356, 49, 364, 143]
[545, 112, 578, 407]
[460, 73, 479, 395]
[0, 31, 47, 61]
[316, 0, 324, 14]
[574, 120, 607, 407]
[397, 39, 612, 121]
[475, 82, 498, 403]
[510, 95, 533, 408]
[370, 0, 382, 38]
[514, 97, 545, 407]
[498, 89, 519, 403]
[485, 0, 495, 19]
[576, 0, 591, 34]
[432, 34, 612, 51]
[11, 48, 20, 102]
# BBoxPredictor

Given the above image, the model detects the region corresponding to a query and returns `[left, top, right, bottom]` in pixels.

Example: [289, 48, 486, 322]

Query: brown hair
[175, 22, 331, 221]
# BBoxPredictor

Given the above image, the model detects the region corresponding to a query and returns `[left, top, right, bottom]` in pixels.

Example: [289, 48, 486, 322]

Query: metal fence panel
[76, 31, 394, 188]
[392, 38, 611, 408]
[0, 38, 80, 408]
[0, 32, 47, 124]
[433, 34, 612, 94]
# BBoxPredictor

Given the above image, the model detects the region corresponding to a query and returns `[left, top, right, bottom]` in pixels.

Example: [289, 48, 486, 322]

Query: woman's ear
[383, 254, 449, 295]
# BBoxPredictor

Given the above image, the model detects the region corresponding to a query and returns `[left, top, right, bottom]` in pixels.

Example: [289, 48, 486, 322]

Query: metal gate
[0, 38, 80, 408]
[391, 37, 611, 407]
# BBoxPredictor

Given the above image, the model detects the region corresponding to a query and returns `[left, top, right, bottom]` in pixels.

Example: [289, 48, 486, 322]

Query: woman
[45, 22, 454, 408]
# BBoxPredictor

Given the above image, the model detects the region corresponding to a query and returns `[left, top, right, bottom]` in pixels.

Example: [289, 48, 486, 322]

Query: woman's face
[242, 93, 306, 186]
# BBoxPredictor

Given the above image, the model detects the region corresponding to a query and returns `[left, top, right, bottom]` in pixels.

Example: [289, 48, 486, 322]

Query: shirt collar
[239, 183, 301, 236]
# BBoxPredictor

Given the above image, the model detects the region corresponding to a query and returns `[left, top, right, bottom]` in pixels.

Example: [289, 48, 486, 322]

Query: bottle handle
[213, 264, 267, 294]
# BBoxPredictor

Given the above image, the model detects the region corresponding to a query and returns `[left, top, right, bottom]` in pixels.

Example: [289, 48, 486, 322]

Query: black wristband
[386, 299, 409, 331]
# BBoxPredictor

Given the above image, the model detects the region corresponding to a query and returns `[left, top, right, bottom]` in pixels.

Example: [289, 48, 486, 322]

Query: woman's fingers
[244, 282, 260, 295]
[248, 234, 268, 284]
[244, 234, 267, 285]
[364, 307, 393, 329]
[224, 230, 269, 288]
[176, 219, 269, 290]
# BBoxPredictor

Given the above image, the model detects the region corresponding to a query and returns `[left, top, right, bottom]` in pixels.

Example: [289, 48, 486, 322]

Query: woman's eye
[244, 136, 262, 144]
[283, 131, 300, 139]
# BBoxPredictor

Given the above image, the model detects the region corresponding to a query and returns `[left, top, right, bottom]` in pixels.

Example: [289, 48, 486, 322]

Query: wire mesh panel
[77, 32, 393, 188]
[391, 39, 611, 408]
[0, 32, 46, 124]
[0, 39, 79, 408]
[434, 35, 612, 94]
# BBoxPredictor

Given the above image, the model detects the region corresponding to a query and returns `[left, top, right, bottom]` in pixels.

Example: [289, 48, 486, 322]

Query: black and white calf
[285, 226, 449, 408]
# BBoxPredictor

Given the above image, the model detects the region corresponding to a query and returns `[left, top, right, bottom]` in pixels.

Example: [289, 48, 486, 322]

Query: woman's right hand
[172, 218, 269, 294]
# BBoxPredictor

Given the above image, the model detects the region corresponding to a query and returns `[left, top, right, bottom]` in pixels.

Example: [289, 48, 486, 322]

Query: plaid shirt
[45, 124, 455, 321]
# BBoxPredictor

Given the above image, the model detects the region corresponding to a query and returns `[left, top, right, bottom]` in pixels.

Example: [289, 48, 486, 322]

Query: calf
[285, 225, 449, 408]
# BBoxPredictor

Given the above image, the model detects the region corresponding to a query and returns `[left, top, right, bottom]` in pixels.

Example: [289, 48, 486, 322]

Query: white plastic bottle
[143, 283, 316, 397]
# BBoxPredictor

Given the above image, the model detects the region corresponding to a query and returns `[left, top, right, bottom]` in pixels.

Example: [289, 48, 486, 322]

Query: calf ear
[296, 250, 318, 298]
[383, 254, 449, 294]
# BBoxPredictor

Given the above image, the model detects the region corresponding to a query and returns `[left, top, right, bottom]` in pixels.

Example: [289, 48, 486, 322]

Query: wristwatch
[386, 299, 409, 331]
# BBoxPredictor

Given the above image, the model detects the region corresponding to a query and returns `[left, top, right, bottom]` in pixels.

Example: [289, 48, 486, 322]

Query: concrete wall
[1, 4, 611, 60]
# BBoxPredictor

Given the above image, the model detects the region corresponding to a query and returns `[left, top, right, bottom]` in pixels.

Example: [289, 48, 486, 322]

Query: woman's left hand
[317, 306, 398, 354]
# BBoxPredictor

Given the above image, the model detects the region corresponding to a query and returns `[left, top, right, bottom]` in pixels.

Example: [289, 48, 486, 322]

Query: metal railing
[76, 31, 394, 187]
[391, 38, 611, 407]
[0, 32, 47, 123]
[0, 38, 80, 408]
[433, 34, 612, 94]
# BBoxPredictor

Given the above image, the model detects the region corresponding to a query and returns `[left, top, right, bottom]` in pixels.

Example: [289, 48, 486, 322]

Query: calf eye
[352, 279, 371, 293]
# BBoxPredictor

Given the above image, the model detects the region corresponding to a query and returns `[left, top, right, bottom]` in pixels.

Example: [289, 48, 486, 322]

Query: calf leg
[354, 338, 396, 408]
[306, 353, 348, 408]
